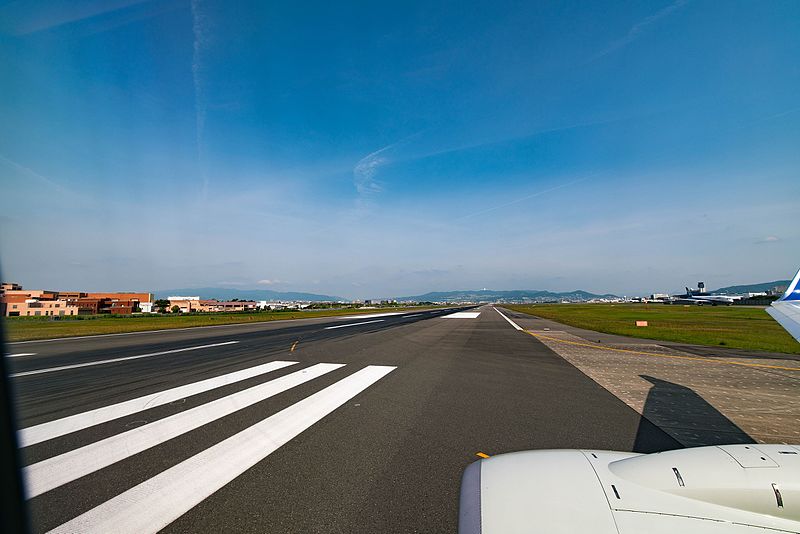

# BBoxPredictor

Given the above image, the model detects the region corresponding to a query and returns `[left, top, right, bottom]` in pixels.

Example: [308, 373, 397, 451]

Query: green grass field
[1, 307, 441, 342]
[503, 304, 800, 355]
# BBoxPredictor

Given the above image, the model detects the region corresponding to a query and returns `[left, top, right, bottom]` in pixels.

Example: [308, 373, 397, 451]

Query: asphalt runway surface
[6, 305, 681, 533]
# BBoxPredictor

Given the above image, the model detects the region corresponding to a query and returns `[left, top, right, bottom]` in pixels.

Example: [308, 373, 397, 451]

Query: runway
[7, 305, 680, 533]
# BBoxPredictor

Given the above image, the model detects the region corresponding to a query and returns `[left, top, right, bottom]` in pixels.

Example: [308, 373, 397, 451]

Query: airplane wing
[767, 267, 800, 343]
[459, 445, 800, 533]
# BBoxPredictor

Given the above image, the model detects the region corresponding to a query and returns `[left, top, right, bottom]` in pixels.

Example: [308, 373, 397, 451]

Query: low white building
[257, 300, 285, 310]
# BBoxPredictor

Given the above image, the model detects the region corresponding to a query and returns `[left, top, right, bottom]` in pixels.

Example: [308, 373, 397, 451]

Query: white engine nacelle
[459, 444, 800, 533]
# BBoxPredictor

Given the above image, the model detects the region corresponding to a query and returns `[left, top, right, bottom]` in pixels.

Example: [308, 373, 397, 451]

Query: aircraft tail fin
[767, 268, 800, 343]
[776, 268, 800, 302]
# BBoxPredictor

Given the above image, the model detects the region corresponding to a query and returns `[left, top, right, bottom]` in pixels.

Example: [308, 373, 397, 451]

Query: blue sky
[1, 0, 798, 298]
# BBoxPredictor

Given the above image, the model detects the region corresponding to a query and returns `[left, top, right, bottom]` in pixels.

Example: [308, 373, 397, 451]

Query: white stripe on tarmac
[18, 360, 298, 448]
[10, 341, 240, 378]
[25, 363, 343, 498]
[443, 312, 481, 319]
[5, 353, 36, 358]
[493, 307, 523, 330]
[338, 312, 403, 319]
[7, 318, 306, 345]
[402, 314, 421, 318]
[324, 319, 384, 330]
[48, 365, 396, 534]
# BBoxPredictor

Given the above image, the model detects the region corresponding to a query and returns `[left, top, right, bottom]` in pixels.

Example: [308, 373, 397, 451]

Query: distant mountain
[711, 280, 790, 295]
[154, 287, 344, 302]
[396, 289, 618, 302]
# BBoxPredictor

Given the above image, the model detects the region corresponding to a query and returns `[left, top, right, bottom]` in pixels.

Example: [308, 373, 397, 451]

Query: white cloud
[257, 279, 288, 285]
[351, 134, 421, 202]
[756, 236, 780, 244]
[353, 145, 392, 198]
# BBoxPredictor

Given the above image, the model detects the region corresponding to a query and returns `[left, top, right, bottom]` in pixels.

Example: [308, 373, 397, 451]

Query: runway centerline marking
[24, 363, 344, 498]
[5, 353, 36, 358]
[493, 307, 523, 330]
[442, 312, 481, 319]
[324, 319, 384, 330]
[8, 309, 451, 345]
[49, 365, 396, 534]
[528, 332, 800, 372]
[402, 314, 421, 318]
[338, 312, 403, 319]
[10, 341, 240, 378]
[18, 360, 298, 448]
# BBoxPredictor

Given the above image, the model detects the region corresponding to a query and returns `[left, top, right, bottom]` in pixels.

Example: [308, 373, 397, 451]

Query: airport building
[203, 300, 257, 312]
[165, 297, 257, 313]
[0, 283, 153, 316]
[0, 294, 79, 317]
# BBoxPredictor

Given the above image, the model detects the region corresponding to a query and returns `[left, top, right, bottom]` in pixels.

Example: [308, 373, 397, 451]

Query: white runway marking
[6, 353, 36, 358]
[10, 341, 240, 378]
[338, 312, 403, 319]
[493, 307, 523, 330]
[324, 319, 384, 330]
[25, 363, 344, 498]
[443, 312, 481, 319]
[18, 360, 298, 448]
[48, 365, 396, 534]
[7, 321, 290, 344]
[402, 314, 421, 318]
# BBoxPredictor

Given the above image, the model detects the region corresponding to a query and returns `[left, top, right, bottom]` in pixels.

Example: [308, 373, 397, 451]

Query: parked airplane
[669, 282, 742, 305]
[767, 267, 800, 343]
[460, 269, 800, 533]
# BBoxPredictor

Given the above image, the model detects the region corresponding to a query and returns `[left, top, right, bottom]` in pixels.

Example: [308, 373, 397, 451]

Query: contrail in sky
[589, 0, 690, 62]
[454, 174, 597, 221]
[0, 154, 73, 195]
[191, 0, 209, 200]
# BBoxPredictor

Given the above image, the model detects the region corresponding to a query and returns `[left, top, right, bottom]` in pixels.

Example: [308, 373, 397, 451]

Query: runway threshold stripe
[324, 319, 384, 330]
[493, 307, 523, 330]
[25, 363, 344, 498]
[10, 341, 240, 378]
[48, 365, 396, 534]
[18, 360, 298, 448]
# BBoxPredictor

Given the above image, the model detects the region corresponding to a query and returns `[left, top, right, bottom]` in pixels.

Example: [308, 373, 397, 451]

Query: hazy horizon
[1, 277, 792, 302]
[2, 1, 798, 299]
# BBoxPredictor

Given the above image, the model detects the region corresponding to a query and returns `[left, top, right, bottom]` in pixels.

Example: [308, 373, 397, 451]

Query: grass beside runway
[503, 304, 800, 355]
[2, 307, 443, 342]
